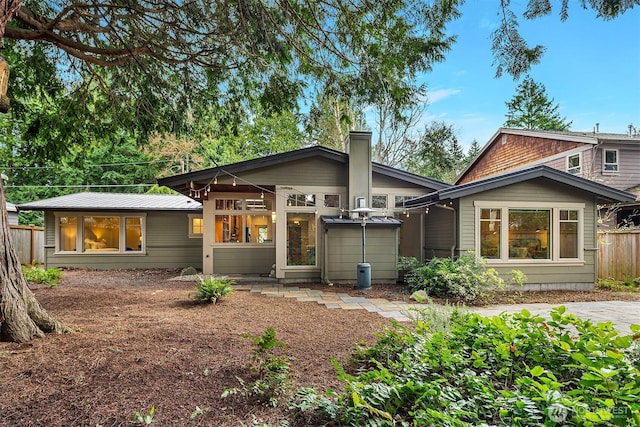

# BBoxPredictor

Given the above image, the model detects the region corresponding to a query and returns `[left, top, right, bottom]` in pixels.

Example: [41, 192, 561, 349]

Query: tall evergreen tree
[504, 76, 572, 130]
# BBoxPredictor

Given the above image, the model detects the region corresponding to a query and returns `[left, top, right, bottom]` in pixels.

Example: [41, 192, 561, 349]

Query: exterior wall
[211, 247, 275, 275]
[424, 204, 456, 260]
[591, 144, 640, 191]
[459, 134, 586, 184]
[213, 157, 347, 188]
[397, 213, 423, 261]
[458, 179, 598, 290]
[324, 226, 398, 283]
[43, 211, 202, 270]
[347, 132, 372, 209]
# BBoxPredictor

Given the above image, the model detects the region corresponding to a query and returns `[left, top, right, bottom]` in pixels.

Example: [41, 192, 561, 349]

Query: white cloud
[427, 88, 461, 104]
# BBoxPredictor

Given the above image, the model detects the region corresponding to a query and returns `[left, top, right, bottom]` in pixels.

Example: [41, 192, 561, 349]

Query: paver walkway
[233, 283, 640, 335]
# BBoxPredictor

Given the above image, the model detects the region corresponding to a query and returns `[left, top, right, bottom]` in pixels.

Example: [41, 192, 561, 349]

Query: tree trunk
[0, 178, 70, 342]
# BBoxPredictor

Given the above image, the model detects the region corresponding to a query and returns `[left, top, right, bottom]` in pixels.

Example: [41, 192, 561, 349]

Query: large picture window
[477, 204, 583, 262]
[56, 214, 145, 253]
[213, 197, 274, 244]
[286, 212, 316, 266]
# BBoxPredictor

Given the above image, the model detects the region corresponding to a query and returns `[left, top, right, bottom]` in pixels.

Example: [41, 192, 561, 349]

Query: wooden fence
[9, 225, 44, 265]
[598, 230, 640, 280]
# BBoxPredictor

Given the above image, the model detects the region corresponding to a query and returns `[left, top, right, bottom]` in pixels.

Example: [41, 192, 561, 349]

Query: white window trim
[566, 152, 582, 175]
[602, 148, 619, 174]
[54, 212, 147, 254]
[474, 202, 584, 264]
[188, 214, 203, 238]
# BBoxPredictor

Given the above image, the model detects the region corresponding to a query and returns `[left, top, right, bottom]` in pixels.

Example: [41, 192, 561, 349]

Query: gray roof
[158, 145, 450, 192]
[321, 215, 402, 228]
[407, 165, 637, 208]
[17, 192, 202, 212]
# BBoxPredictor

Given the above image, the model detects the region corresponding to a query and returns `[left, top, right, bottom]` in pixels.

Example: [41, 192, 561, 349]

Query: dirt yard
[1, 269, 638, 426]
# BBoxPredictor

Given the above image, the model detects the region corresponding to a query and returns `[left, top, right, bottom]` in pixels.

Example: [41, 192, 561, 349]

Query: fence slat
[598, 230, 640, 280]
[9, 225, 45, 264]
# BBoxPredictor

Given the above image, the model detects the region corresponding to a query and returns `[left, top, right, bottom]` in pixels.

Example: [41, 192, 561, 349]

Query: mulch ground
[1, 269, 638, 426]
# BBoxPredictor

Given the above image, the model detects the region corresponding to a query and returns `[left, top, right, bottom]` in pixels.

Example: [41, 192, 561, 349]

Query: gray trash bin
[356, 262, 371, 289]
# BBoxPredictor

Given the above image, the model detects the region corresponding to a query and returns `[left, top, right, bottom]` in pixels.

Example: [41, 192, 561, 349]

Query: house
[16, 130, 636, 289]
[158, 131, 450, 283]
[457, 128, 640, 228]
[6, 201, 18, 225]
[405, 165, 636, 291]
[17, 192, 203, 270]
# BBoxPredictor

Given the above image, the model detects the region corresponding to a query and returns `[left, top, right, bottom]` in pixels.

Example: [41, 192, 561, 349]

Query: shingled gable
[456, 128, 640, 185]
[157, 145, 450, 193]
[406, 165, 637, 208]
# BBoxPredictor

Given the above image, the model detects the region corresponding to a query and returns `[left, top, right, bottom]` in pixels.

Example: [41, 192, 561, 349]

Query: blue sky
[414, 2, 640, 151]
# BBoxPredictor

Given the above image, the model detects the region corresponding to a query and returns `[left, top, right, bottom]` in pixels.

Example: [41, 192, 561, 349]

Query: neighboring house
[17, 193, 203, 270]
[158, 131, 450, 283]
[6, 201, 18, 225]
[406, 165, 635, 291]
[457, 128, 640, 228]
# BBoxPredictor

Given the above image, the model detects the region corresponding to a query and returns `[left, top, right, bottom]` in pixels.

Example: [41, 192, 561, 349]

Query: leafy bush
[22, 264, 62, 288]
[193, 275, 234, 303]
[598, 277, 640, 292]
[223, 328, 291, 408]
[291, 307, 640, 426]
[404, 252, 510, 304]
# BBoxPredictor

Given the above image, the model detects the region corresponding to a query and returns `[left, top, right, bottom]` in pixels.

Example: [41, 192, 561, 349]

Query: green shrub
[598, 277, 640, 292]
[405, 252, 509, 304]
[193, 275, 234, 303]
[22, 264, 62, 288]
[292, 307, 640, 426]
[223, 328, 291, 408]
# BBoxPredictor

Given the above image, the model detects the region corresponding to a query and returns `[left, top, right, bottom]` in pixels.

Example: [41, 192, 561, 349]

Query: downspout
[322, 225, 333, 286]
[435, 203, 457, 258]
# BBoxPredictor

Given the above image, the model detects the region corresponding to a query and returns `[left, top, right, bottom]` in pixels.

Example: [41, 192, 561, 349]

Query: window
[189, 214, 203, 238]
[213, 197, 274, 244]
[508, 210, 550, 260]
[372, 195, 388, 209]
[476, 203, 583, 262]
[603, 149, 619, 173]
[56, 214, 145, 253]
[559, 210, 579, 258]
[58, 216, 77, 252]
[567, 153, 581, 175]
[287, 194, 316, 207]
[286, 212, 316, 266]
[479, 209, 501, 259]
[324, 194, 340, 208]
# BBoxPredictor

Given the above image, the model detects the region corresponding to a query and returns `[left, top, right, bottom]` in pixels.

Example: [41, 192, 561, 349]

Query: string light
[232, 177, 236, 187]
[261, 191, 264, 199]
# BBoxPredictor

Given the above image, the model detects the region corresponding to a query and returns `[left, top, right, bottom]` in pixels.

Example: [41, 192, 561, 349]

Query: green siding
[211, 247, 275, 274]
[325, 227, 398, 282]
[425, 206, 456, 259]
[458, 178, 598, 288]
[43, 211, 202, 270]
[215, 157, 346, 187]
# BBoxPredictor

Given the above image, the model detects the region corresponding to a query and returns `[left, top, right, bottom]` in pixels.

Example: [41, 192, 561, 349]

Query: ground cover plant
[292, 306, 640, 426]
[1, 269, 639, 426]
[21, 264, 62, 288]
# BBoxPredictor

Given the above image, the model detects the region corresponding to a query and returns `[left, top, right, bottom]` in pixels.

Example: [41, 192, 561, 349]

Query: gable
[459, 133, 588, 184]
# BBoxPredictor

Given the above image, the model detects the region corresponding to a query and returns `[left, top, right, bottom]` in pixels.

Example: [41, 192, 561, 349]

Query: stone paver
[223, 281, 639, 334]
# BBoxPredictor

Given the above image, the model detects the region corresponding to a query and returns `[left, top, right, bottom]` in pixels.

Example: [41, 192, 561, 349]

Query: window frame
[474, 202, 584, 264]
[188, 214, 204, 238]
[566, 153, 582, 175]
[54, 212, 146, 254]
[212, 196, 275, 246]
[602, 149, 619, 173]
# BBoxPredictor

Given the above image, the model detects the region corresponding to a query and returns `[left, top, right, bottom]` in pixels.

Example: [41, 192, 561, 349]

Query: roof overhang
[407, 165, 637, 209]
